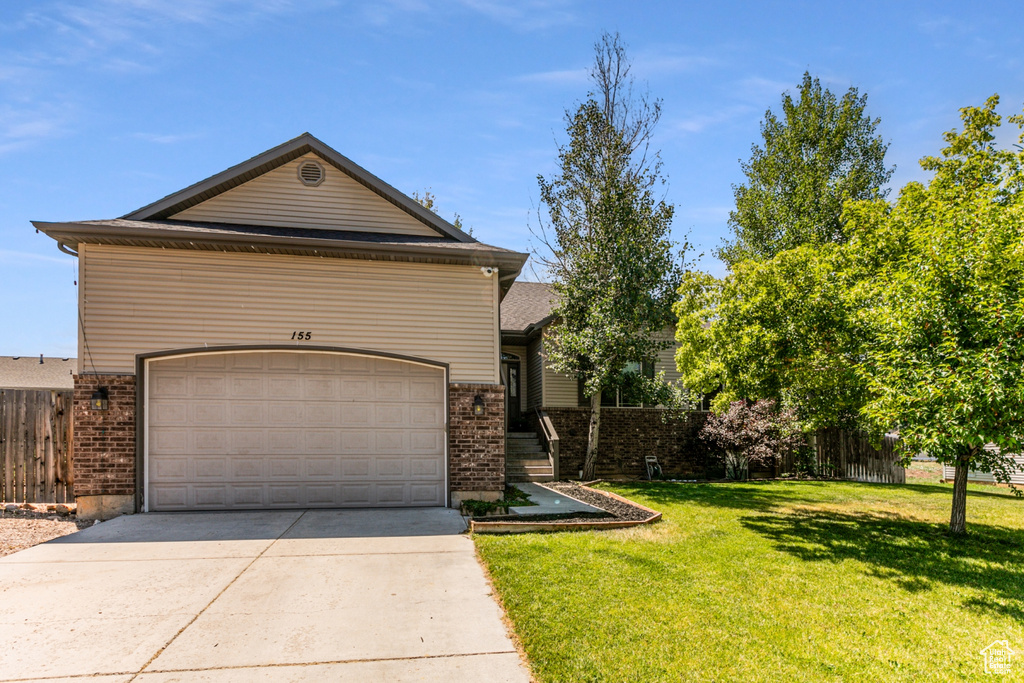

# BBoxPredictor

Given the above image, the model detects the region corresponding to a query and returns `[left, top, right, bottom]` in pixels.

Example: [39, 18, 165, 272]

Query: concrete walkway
[0, 509, 530, 682]
[509, 482, 602, 515]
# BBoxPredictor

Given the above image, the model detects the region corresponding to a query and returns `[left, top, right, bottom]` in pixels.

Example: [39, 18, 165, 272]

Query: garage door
[145, 351, 446, 511]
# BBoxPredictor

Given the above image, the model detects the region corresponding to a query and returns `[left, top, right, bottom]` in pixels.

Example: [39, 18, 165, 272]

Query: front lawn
[474, 480, 1024, 682]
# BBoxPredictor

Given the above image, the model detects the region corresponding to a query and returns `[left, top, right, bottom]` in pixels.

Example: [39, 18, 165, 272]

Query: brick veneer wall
[537, 407, 726, 479]
[73, 374, 137, 498]
[448, 383, 505, 494]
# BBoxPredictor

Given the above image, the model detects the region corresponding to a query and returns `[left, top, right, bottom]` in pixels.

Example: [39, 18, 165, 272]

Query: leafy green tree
[675, 243, 868, 430]
[412, 188, 472, 235]
[534, 32, 684, 479]
[847, 95, 1024, 535]
[719, 72, 892, 266]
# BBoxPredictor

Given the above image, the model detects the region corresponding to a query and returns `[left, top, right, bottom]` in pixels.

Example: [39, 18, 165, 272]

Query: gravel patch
[1, 508, 91, 557]
[541, 482, 654, 522]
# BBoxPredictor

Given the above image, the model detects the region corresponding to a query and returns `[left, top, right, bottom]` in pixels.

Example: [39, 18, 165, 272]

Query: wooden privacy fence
[813, 428, 904, 484]
[0, 389, 74, 504]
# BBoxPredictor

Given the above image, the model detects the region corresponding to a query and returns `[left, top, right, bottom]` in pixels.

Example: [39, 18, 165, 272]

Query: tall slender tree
[533, 33, 685, 480]
[719, 72, 892, 266]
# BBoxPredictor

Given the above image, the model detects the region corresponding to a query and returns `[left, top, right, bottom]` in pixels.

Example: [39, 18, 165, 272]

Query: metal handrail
[534, 408, 560, 481]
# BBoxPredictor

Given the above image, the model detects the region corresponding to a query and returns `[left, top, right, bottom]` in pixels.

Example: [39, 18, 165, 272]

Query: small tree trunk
[582, 392, 602, 480]
[949, 451, 971, 536]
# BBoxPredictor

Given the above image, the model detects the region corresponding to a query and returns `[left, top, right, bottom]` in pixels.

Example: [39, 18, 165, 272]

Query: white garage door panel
[147, 352, 445, 510]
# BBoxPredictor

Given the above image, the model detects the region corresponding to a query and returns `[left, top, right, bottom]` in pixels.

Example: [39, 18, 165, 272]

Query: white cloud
[14, 0, 316, 71]
[514, 68, 589, 85]
[677, 206, 732, 223]
[670, 106, 751, 134]
[0, 249, 73, 265]
[130, 132, 203, 144]
[0, 102, 72, 154]
[0, 0, 327, 156]
[633, 53, 719, 76]
[735, 76, 795, 105]
[456, 0, 576, 31]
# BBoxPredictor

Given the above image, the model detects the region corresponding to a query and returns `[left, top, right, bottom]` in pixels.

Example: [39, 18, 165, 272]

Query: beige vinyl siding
[501, 345, 528, 412]
[543, 366, 578, 407]
[526, 337, 543, 410]
[542, 331, 579, 407]
[79, 244, 498, 382]
[654, 327, 683, 385]
[942, 456, 1024, 486]
[172, 153, 439, 237]
[538, 326, 682, 408]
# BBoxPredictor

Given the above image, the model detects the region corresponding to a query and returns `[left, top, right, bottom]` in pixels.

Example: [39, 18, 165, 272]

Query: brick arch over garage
[135, 345, 449, 512]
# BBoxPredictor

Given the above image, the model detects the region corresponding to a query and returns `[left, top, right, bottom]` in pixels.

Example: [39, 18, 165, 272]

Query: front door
[504, 361, 521, 424]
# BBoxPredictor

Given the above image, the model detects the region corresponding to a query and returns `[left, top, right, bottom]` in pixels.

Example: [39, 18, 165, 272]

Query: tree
[674, 243, 869, 431]
[534, 32, 685, 480]
[700, 400, 804, 480]
[412, 188, 472, 235]
[719, 72, 893, 266]
[847, 95, 1024, 535]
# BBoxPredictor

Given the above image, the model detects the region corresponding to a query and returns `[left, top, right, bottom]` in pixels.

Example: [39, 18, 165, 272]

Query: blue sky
[1, 0, 1022, 357]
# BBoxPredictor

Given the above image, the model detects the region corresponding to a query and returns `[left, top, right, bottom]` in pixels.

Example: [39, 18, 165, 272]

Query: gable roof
[501, 281, 556, 334]
[123, 133, 473, 243]
[0, 356, 75, 390]
[33, 133, 530, 284]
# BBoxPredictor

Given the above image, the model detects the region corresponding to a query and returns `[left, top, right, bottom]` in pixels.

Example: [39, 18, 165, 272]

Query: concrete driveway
[0, 509, 531, 682]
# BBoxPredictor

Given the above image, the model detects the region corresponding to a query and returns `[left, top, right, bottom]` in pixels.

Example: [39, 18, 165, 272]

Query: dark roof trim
[121, 133, 475, 243]
[500, 314, 555, 340]
[32, 220, 529, 275]
[521, 314, 556, 338]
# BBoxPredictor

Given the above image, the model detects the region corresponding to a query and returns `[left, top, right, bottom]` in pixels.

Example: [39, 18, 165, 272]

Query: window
[578, 361, 655, 408]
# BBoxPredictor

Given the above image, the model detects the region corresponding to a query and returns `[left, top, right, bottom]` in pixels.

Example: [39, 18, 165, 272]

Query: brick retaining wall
[537, 407, 725, 479]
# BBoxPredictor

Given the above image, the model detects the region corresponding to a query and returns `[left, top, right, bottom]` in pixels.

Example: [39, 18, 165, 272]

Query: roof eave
[33, 221, 528, 275]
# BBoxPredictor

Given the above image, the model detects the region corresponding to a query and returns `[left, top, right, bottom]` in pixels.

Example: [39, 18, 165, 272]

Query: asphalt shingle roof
[71, 219, 522, 254]
[501, 281, 556, 333]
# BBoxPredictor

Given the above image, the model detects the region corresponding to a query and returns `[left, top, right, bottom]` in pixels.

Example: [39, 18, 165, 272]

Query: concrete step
[506, 464, 554, 476]
[505, 457, 551, 467]
[507, 472, 555, 483]
[507, 444, 545, 455]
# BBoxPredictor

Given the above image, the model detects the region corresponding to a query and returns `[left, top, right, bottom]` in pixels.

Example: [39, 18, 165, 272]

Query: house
[35, 134, 528, 519]
[941, 445, 1024, 487]
[499, 282, 715, 481]
[0, 356, 76, 391]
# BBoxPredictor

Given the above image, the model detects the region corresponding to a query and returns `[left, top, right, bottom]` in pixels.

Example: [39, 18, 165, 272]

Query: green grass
[474, 479, 1024, 682]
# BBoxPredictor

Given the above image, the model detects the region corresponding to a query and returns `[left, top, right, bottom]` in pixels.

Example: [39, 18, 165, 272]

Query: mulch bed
[542, 482, 653, 522]
[0, 506, 92, 558]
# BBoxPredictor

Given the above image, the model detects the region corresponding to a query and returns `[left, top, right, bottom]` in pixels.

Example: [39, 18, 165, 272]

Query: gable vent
[297, 159, 325, 187]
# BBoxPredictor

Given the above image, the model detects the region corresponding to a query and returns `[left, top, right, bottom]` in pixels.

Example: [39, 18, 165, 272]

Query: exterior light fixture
[473, 395, 485, 416]
[91, 387, 109, 411]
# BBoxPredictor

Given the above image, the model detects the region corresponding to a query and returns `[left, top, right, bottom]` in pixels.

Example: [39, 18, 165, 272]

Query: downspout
[57, 241, 79, 257]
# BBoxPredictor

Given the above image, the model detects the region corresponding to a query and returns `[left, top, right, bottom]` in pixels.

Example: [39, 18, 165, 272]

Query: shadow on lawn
[612, 480, 1015, 513]
[607, 481, 1024, 620]
[739, 508, 1024, 621]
